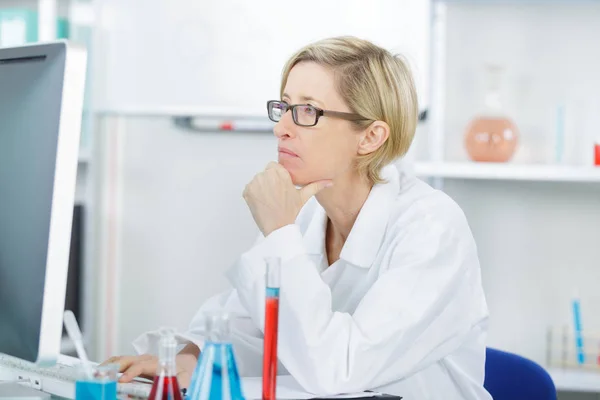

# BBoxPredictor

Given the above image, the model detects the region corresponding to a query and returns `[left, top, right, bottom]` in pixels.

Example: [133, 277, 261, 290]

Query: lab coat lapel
[339, 165, 400, 268]
[301, 199, 328, 267]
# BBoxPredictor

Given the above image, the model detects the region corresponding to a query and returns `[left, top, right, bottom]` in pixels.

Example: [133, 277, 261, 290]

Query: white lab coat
[134, 164, 492, 400]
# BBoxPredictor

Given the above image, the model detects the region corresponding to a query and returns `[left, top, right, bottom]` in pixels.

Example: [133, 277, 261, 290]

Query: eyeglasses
[267, 100, 370, 127]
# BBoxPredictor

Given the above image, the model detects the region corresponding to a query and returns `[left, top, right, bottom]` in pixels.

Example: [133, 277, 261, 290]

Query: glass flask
[186, 313, 245, 400]
[149, 328, 183, 400]
[464, 65, 519, 162]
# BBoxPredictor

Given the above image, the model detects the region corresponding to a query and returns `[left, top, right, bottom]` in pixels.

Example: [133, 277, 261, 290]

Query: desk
[2, 360, 402, 399]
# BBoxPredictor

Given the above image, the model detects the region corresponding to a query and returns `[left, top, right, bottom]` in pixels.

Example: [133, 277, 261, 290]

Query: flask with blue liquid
[186, 312, 245, 400]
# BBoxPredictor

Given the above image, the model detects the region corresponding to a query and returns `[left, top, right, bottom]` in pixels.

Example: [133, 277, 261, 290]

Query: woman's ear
[357, 121, 390, 155]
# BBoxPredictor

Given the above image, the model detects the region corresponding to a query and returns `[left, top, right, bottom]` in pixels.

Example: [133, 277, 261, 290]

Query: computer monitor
[0, 41, 87, 366]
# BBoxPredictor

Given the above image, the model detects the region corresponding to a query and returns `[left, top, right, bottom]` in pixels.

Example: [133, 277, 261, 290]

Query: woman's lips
[278, 148, 299, 158]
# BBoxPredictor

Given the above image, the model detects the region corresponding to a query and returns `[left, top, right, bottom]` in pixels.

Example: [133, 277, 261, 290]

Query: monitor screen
[0, 42, 82, 363]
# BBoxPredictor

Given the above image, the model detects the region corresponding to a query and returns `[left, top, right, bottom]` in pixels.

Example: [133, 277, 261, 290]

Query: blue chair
[484, 347, 556, 400]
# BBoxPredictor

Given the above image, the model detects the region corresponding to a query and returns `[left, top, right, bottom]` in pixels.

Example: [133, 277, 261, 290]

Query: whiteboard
[95, 0, 431, 116]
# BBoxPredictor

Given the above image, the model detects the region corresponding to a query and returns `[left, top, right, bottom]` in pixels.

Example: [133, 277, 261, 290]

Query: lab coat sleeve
[132, 289, 255, 354]
[226, 221, 485, 395]
[133, 234, 267, 357]
[132, 287, 268, 376]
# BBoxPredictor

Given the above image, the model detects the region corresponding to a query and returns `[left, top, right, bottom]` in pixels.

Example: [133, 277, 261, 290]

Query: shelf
[549, 368, 600, 393]
[414, 162, 600, 183]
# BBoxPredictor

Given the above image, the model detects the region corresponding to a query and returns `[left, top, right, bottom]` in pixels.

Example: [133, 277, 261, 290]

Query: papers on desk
[241, 375, 379, 399]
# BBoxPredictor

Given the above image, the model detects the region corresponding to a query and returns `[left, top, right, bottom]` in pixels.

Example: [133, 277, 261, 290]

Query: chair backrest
[484, 348, 556, 400]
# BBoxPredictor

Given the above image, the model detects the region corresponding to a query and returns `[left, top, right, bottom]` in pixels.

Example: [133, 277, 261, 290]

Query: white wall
[444, 2, 600, 166]
[91, 117, 276, 356]
[118, 119, 277, 352]
[442, 179, 600, 363]
[93, 0, 431, 115]
[437, 0, 600, 371]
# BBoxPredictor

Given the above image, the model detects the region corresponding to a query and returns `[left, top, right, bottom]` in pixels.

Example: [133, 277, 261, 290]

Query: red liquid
[148, 375, 183, 400]
[595, 144, 600, 166]
[262, 297, 279, 400]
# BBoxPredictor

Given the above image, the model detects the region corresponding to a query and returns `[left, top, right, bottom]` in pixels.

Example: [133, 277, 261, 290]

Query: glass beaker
[186, 313, 245, 400]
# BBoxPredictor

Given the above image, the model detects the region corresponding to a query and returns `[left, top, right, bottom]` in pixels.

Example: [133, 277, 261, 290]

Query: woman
[106, 37, 491, 399]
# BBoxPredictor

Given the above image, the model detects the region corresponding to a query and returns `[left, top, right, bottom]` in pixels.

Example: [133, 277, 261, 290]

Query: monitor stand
[0, 383, 50, 399]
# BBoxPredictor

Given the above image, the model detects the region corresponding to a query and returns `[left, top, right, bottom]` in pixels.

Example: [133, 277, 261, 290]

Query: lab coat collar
[302, 164, 400, 268]
[302, 200, 328, 256]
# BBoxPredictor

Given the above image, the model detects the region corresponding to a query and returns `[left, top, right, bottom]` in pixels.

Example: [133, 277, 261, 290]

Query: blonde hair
[280, 36, 418, 184]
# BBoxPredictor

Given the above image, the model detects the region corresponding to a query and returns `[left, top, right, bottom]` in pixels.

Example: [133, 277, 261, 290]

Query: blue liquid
[75, 380, 117, 400]
[186, 342, 244, 400]
[573, 299, 586, 365]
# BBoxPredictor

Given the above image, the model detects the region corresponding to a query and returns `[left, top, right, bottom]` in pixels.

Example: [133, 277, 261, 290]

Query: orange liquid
[465, 117, 519, 162]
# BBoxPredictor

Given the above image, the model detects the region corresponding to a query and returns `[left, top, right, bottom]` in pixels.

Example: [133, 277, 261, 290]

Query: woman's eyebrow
[291, 94, 324, 106]
[281, 93, 325, 108]
[299, 95, 322, 105]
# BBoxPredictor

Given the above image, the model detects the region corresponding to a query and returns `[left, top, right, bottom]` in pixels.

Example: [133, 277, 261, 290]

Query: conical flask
[186, 313, 245, 400]
[149, 327, 183, 400]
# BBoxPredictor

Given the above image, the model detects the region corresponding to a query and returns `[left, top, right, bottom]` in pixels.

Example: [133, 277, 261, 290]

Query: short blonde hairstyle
[280, 36, 418, 184]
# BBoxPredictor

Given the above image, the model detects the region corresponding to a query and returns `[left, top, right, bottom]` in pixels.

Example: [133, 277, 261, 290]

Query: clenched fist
[243, 162, 332, 236]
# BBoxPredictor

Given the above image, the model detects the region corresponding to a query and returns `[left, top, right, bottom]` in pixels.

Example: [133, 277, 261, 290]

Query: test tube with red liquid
[262, 258, 281, 400]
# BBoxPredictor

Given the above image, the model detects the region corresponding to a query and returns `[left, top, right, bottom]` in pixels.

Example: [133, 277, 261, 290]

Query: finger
[115, 355, 153, 372]
[99, 356, 121, 367]
[273, 163, 291, 180]
[265, 161, 279, 170]
[262, 162, 292, 185]
[299, 180, 333, 204]
[119, 360, 156, 383]
[119, 365, 144, 383]
[176, 371, 192, 389]
[101, 355, 136, 371]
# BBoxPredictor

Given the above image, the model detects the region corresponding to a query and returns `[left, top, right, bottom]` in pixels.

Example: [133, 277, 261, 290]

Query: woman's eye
[303, 106, 316, 115]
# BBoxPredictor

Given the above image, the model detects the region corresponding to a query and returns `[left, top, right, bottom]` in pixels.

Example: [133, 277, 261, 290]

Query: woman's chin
[284, 169, 309, 187]
[279, 163, 320, 187]
[289, 174, 306, 187]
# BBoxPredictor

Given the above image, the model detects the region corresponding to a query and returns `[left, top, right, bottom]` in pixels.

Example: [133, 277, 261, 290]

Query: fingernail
[325, 182, 333, 188]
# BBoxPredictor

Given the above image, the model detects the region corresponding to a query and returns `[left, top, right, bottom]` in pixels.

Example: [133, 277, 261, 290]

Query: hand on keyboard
[102, 352, 198, 389]
[0, 354, 152, 399]
[102, 355, 158, 382]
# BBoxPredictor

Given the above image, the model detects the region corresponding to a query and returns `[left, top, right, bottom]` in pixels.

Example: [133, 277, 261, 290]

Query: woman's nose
[273, 110, 296, 139]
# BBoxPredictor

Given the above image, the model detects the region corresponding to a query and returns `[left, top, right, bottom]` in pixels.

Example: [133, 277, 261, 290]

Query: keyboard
[0, 353, 151, 399]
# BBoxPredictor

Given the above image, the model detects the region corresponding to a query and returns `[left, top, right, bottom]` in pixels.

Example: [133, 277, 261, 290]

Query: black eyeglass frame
[267, 100, 371, 127]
